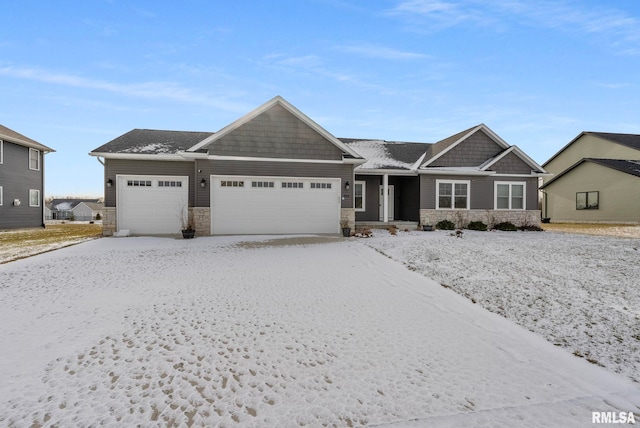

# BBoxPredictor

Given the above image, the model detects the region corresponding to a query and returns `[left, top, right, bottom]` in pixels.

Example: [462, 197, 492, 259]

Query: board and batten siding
[104, 159, 195, 207]
[430, 131, 503, 167]
[195, 159, 354, 208]
[205, 104, 344, 161]
[0, 140, 44, 229]
[420, 175, 538, 210]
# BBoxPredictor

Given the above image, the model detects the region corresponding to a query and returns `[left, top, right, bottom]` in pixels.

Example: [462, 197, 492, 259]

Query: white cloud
[0, 65, 248, 112]
[337, 43, 429, 60]
[390, 0, 640, 54]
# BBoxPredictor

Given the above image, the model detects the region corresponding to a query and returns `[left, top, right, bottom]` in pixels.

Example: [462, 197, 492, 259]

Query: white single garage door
[117, 175, 188, 234]
[211, 175, 341, 235]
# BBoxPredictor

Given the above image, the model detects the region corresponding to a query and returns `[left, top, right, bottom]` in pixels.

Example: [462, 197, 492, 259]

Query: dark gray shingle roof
[587, 132, 640, 151]
[586, 158, 640, 178]
[91, 129, 214, 154]
[340, 138, 430, 169]
[0, 124, 55, 152]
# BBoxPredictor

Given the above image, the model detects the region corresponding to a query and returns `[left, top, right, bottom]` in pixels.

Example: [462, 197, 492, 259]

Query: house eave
[418, 169, 495, 176]
[88, 152, 191, 161]
[205, 154, 363, 165]
[355, 168, 417, 176]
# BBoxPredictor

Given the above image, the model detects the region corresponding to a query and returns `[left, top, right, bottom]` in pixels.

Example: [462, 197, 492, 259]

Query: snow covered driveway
[1, 236, 638, 427]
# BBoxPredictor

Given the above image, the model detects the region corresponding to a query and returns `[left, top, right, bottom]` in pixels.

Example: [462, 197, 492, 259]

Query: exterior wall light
[345, 181, 350, 190]
[106, 178, 113, 187]
[200, 178, 206, 188]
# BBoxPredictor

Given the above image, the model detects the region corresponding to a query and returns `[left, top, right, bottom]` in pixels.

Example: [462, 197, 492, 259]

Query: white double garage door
[117, 175, 341, 235]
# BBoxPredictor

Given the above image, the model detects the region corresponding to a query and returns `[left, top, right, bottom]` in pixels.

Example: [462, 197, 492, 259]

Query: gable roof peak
[188, 96, 363, 159]
[421, 123, 509, 168]
[0, 123, 55, 152]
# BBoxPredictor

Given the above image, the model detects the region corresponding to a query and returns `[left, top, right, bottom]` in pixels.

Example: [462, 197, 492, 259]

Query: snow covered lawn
[1, 235, 639, 427]
[365, 229, 640, 384]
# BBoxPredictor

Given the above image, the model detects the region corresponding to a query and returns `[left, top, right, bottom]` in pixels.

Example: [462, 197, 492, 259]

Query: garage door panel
[118, 175, 188, 234]
[211, 176, 340, 235]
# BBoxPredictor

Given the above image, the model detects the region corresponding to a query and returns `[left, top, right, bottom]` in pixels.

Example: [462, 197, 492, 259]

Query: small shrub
[95, 213, 102, 220]
[467, 221, 487, 231]
[436, 219, 456, 230]
[494, 221, 517, 231]
[519, 225, 544, 232]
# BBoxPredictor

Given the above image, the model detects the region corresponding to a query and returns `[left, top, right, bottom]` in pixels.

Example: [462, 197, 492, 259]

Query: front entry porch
[354, 174, 419, 224]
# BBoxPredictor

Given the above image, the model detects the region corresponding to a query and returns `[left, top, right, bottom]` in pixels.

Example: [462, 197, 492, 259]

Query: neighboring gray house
[0, 124, 55, 230]
[47, 199, 103, 221]
[89, 96, 547, 236]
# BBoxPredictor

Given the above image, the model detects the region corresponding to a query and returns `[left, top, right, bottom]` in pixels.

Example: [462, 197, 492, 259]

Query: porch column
[383, 174, 389, 223]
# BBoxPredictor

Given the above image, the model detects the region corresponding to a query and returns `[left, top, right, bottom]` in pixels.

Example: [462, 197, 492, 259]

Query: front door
[379, 185, 394, 221]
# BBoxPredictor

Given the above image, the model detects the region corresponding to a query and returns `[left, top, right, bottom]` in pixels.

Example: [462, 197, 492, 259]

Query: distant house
[0, 124, 55, 230]
[47, 199, 103, 221]
[541, 132, 640, 224]
[89, 96, 547, 236]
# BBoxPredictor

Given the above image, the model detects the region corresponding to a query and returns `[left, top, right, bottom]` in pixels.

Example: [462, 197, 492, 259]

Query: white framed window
[0, 186, 3, 205]
[354, 180, 365, 212]
[495, 182, 526, 210]
[436, 179, 470, 209]
[29, 189, 40, 207]
[0, 140, 3, 164]
[29, 148, 40, 171]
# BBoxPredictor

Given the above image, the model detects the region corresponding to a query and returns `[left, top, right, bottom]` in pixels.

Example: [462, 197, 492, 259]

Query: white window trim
[436, 179, 470, 210]
[0, 140, 3, 164]
[29, 148, 40, 171]
[354, 180, 366, 212]
[29, 189, 40, 207]
[494, 181, 526, 210]
[0, 186, 3, 206]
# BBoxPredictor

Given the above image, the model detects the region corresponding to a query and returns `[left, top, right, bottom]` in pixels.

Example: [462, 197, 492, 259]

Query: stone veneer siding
[341, 208, 355, 230]
[420, 209, 541, 229]
[192, 207, 211, 236]
[102, 207, 117, 236]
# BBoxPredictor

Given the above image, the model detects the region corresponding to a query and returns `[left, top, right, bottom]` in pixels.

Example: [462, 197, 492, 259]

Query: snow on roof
[124, 142, 176, 154]
[346, 140, 423, 170]
[53, 202, 73, 210]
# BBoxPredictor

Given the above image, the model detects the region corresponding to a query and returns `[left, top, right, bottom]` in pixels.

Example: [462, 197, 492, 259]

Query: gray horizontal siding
[196, 159, 354, 208]
[206, 104, 344, 160]
[430, 130, 503, 167]
[354, 175, 381, 221]
[420, 175, 538, 210]
[0, 141, 44, 229]
[104, 159, 195, 207]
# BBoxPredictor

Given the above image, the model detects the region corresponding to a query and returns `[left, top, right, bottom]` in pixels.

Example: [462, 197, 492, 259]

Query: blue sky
[2, 0, 640, 197]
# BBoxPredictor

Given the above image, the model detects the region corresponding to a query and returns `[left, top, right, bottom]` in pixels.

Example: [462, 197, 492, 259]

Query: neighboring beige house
[541, 132, 640, 224]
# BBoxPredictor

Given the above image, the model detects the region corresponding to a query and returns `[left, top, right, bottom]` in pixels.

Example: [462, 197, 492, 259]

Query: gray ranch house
[0, 124, 55, 230]
[89, 96, 546, 236]
[46, 199, 104, 221]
